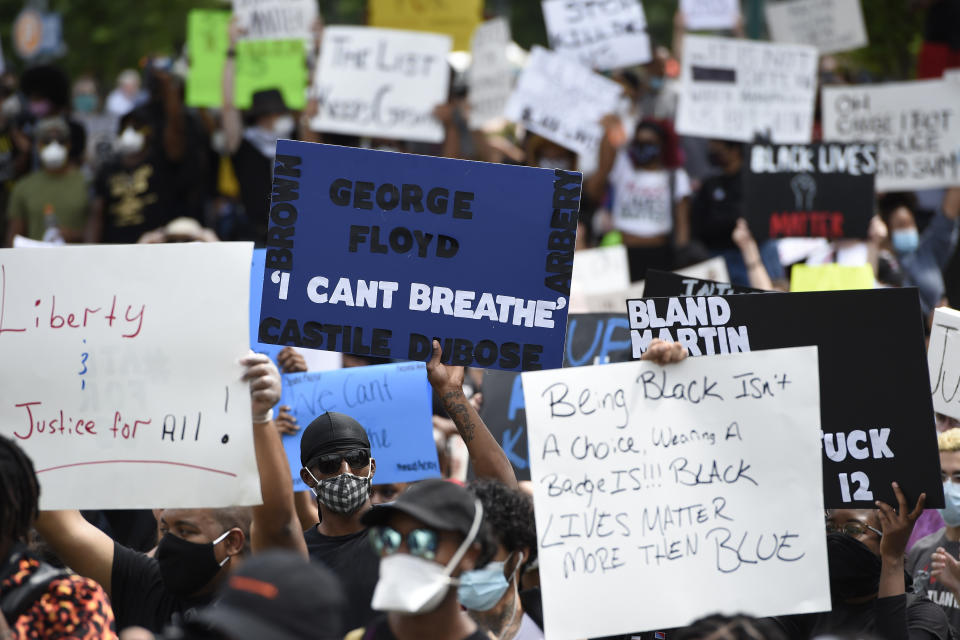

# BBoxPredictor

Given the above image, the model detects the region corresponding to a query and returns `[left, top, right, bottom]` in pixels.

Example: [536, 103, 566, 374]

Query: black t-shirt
[909, 530, 960, 633]
[94, 155, 169, 243]
[231, 139, 273, 244]
[304, 525, 380, 633]
[361, 615, 491, 640]
[110, 542, 212, 633]
[775, 593, 951, 640]
[690, 170, 743, 251]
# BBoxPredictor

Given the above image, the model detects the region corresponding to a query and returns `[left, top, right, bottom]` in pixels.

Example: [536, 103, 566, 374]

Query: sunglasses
[826, 522, 882, 538]
[310, 449, 370, 475]
[369, 526, 439, 561]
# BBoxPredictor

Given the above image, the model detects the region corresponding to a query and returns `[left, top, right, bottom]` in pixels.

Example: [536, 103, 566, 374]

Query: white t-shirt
[608, 153, 691, 238]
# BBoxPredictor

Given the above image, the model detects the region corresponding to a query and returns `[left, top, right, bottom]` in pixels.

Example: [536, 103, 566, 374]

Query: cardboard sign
[186, 10, 231, 108]
[468, 17, 513, 130]
[765, 0, 867, 55]
[257, 141, 582, 371]
[280, 362, 440, 490]
[929, 307, 960, 422]
[580, 282, 646, 313]
[790, 264, 874, 292]
[821, 80, 960, 191]
[233, 0, 318, 41]
[680, 0, 740, 31]
[504, 46, 624, 156]
[743, 143, 877, 240]
[368, 0, 482, 51]
[310, 27, 452, 143]
[675, 36, 818, 144]
[644, 269, 761, 297]
[523, 347, 829, 638]
[626, 288, 943, 509]
[480, 313, 634, 479]
[0, 244, 260, 510]
[541, 0, 651, 70]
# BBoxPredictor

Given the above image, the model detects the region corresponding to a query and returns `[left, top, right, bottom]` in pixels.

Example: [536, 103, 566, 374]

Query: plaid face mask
[307, 466, 372, 515]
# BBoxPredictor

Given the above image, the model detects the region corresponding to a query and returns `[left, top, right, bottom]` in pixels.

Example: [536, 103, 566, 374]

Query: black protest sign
[744, 143, 877, 241]
[480, 313, 633, 480]
[626, 288, 943, 508]
[644, 269, 762, 298]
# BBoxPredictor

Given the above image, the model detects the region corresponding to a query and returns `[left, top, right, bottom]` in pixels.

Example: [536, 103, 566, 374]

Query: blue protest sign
[257, 141, 583, 372]
[250, 249, 284, 362]
[280, 361, 440, 490]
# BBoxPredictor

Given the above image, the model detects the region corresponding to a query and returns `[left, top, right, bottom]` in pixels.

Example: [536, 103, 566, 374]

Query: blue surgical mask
[891, 228, 919, 254]
[458, 552, 522, 612]
[940, 482, 960, 527]
[627, 142, 660, 168]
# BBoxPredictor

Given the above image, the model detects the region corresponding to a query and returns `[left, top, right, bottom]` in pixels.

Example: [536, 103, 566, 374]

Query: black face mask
[826, 532, 882, 601]
[157, 531, 231, 597]
[628, 142, 660, 168]
[707, 150, 726, 167]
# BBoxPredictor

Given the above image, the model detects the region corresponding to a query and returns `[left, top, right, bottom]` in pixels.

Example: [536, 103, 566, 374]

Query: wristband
[253, 408, 274, 424]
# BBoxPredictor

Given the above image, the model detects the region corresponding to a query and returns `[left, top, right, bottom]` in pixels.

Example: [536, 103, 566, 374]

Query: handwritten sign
[680, 0, 740, 31]
[504, 46, 624, 156]
[541, 0, 651, 70]
[0, 244, 260, 510]
[821, 80, 960, 191]
[310, 27, 451, 143]
[929, 307, 960, 422]
[233, 0, 318, 41]
[280, 362, 439, 490]
[258, 141, 582, 371]
[744, 143, 877, 240]
[644, 269, 760, 297]
[368, 0, 482, 51]
[627, 288, 943, 509]
[523, 347, 829, 638]
[675, 36, 818, 144]
[186, 10, 231, 107]
[790, 263, 874, 292]
[765, 0, 867, 55]
[469, 17, 513, 130]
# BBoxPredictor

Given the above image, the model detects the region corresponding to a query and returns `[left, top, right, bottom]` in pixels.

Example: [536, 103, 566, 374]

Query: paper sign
[580, 281, 646, 313]
[310, 27, 452, 143]
[681, 0, 740, 31]
[368, 0, 482, 51]
[744, 143, 877, 240]
[186, 10, 231, 108]
[504, 46, 624, 156]
[626, 288, 943, 508]
[765, 0, 867, 55]
[233, 0, 318, 41]
[541, 0, 651, 70]
[645, 269, 761, 297]
[930, 308, 960, 422]
[523, 347, 829, 638]
[469, 17, 513, 130]
[790, 264, 874, 292]
[257, 141, 582, 371]
[821, 80, 960, 191]
[946, 69, 960, 87]
[280, 362, 440, 490]
[571, 245, 630, 296]
[0, 244, 260, 510]
[675, 36, 818, 144]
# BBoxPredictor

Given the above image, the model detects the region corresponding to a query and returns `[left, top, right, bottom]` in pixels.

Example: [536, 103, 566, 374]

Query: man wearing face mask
[5, 117, 88, 246]
[347, 478, 498, 640]
[18, 64, 87, 167]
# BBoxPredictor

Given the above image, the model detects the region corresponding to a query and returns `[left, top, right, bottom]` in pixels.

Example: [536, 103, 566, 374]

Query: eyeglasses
[310, 449, 370, 475]
[369, 526, 439, 561]
[826, 522, 883, 538]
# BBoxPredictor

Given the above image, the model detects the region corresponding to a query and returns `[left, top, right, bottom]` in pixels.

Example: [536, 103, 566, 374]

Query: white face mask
[116, 126, 145, 155]
[40, 141, 67, 169]
[272, 114, 295, 138]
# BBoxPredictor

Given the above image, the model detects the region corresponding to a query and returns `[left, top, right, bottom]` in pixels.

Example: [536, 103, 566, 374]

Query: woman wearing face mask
[585, 116, 691, 281]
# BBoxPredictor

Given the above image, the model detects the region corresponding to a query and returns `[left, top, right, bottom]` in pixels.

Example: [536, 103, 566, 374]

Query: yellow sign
[369, 0, 484, 51]
[790, 264, 875, 292]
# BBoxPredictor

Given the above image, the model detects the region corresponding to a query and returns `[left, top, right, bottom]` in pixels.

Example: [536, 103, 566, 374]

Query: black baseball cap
[361, 479, 480, 537]
[191, 550, 344, 640]
[300, 411, 370, 468]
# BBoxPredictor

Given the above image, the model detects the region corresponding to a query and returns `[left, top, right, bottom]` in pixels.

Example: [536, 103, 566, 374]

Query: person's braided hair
[0, 435, 40, 545]
[675, 614, 786, 640]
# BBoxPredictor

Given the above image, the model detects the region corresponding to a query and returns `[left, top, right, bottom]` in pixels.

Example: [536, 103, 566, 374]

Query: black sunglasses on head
[310, 448, 371, 474]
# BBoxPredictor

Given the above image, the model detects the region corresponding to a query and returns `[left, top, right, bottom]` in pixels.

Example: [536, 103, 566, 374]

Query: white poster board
[675, 36, 818, 143]
[821, 80, 960, 191]
[930, 307, 960, 421]
[310, 27, 452, 143]
[681, 0, 740, 31]
[946, 69, 960, 87]
[232, 0, 318, 41]
[504, 46, 623, 156]
[0, 243, 261, 510]
[468, 17, 513, 130]
[765, 0, 867, 55]
[522, 346, 829, 639]
[570, 245, 631, 296]
[541, 0, 651, 70]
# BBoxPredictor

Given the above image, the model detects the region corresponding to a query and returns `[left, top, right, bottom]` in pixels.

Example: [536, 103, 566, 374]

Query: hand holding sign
[875, 482, 926, 566]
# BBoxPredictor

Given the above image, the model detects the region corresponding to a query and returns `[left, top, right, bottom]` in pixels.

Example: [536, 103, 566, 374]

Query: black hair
[634, 119, 666, 144]
[20, 65, 70, 107]
[675, 614, 787, 640]
[469, 479, 537, 569]
[0, 435, 40, 545]
[877, 192, 918, 226]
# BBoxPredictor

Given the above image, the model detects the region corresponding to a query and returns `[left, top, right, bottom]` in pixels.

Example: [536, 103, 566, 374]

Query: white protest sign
[765, 0, 867, 55]
[821, 80, 960, 191]
[578, 281, 646, 313]
[233, 0, 318, 41]
[681, 0, 740, 31]
[571, 245, 630, 295]
[676, 256, 731, 284]
[311, 27, 452, 143]
[541, 0, 651, 70]
[0, 244, 260, 510]
[522, 346, 828, 638]
[675, 36, 818, 143]
[504, 46, 623, 156]
[929, 307, 960, 422]
[947, 69, 960, 87]
[469, 17, 513, 130]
